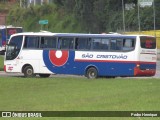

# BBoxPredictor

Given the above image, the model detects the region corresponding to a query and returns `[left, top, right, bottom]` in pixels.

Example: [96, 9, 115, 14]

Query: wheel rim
[89, 70, 96, 78]
[26, 69, 33, 76]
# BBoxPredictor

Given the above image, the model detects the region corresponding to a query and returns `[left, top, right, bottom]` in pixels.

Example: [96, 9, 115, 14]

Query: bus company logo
[49, 50, 69, 66]
[8, 66, 13, 71]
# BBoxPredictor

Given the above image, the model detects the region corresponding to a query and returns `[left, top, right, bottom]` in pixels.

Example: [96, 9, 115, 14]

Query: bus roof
[10, 32, 155, 38]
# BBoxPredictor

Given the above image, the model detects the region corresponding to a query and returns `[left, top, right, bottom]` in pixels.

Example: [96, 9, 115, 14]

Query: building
[0, 0, 16, 3]
[20, 0, 53, 8]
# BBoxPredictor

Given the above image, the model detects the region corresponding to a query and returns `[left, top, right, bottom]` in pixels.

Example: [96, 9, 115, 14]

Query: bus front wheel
[23, 66, 35, 78]
[86, 67, 98, 79]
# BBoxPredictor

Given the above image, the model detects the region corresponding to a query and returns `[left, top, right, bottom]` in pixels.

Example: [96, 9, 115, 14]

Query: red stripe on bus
[75, 59, 156, 64]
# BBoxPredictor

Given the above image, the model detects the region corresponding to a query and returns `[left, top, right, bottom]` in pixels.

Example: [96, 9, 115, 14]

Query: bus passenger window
[75, 38, 84, 49]
[110, 39, 123, 51]
[40, 37, 46, 48]
[40, 37, 56, 49]
[101, 39, 109, 50]
[116, 39, 123, 50]
[59, 38, 74, 49]
[24, 36, 39, 49]
[92, 38, 101, 50]
[110, 39, 116, 50]
[93, 38, 110, 51]
[123, 39, 135, 51]
[75, 38, 91, 50]
[48, 37, 56, 48]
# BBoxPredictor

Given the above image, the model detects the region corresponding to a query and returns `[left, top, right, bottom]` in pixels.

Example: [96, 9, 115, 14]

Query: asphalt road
[156, 61, 160, 78]
[0, 61, 160, 78]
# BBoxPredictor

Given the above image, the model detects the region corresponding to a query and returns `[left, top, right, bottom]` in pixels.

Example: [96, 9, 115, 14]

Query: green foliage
[8, 3, 83, 32]
[6, 0, 160, 33]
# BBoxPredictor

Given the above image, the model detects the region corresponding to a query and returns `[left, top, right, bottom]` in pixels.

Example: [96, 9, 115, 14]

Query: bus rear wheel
[23, 66, 35, 78]
[86, 67, 98, 79]
[39, 74, 50, 78]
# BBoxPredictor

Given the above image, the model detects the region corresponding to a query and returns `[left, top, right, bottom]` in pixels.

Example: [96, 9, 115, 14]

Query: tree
[74, 0, 95, 32]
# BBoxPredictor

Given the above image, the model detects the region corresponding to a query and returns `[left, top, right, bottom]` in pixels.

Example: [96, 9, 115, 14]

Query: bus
[0, 25, 23, 54]
[4, 32, 157, 78]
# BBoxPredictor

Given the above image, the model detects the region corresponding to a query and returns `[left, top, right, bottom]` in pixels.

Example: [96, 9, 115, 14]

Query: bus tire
[86, 67, 98, 79]
[23, 66, 35, 78]
[39, 74, 50, 78]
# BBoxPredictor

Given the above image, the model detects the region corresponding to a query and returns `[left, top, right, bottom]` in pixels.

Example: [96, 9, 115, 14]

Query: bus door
[5, 35, 23, 72]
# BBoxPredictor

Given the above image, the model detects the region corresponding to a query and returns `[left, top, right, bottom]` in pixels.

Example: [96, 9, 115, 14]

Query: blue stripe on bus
[43, 50, 138, 76]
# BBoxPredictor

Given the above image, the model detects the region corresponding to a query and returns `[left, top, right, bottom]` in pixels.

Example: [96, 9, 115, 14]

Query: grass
[0, 77, 160, 120]
[0, 55, 160, 119]
[0, 56, 4, 71]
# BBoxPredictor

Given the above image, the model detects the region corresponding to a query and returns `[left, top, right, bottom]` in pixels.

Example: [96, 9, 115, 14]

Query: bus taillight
[4, 65, 6, 72]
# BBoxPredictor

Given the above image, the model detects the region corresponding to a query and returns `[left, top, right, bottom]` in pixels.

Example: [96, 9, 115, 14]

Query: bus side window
[48, 37, 56, 48]
[75, 38, 79, 49]
[110, 39, 116, 50]
[24, 36, 39, 49]
[92, 38, 101, 50]
[86, 38, 91, 50]
[40, 37, 46, 48]
[40, 37, 57, 49]
[75, 38, 91, 50]
[123, 39, 135, 51]
[23, 37, 28, 48]
[58, 37, 74, 49]
[110, 39, 123, 51]
[101, 38, 109, 50]
[116, 39, 123, 50]
[75, 38, 83, 50]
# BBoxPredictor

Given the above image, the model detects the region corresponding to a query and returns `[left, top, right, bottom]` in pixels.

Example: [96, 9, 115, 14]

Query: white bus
[4, 32, 157, 78]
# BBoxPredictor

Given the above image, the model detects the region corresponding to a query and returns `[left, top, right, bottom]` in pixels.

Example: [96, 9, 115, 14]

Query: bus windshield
[6, 35, 23, 60]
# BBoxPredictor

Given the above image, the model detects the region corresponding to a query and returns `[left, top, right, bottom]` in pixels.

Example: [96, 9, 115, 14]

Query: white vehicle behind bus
[0, 25, 23, 54]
